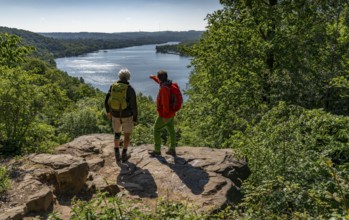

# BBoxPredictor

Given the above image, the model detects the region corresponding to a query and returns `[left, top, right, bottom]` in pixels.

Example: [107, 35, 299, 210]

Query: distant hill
[0, 27, 64, 51]
[39, 30, 203, 42]
[0, 26, 203, 64]
[0, 26, 64, 65]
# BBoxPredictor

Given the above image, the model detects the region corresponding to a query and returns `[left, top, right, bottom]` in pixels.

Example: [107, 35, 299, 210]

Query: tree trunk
[262, 0, 278, 105]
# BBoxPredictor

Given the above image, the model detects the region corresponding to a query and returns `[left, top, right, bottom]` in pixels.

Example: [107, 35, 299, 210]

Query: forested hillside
[0, 26, 203, 63]
[0, 26, 64, 65]
[1, 0, 349, 218]
[40, 30, 203, 58]
[40, 30, 203, 41]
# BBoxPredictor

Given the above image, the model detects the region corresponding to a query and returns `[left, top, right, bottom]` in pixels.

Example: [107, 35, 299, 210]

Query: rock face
[0, 134, 250, 218]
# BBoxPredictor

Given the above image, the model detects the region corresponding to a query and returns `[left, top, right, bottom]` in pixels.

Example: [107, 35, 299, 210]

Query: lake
[55, 43, 192, 99]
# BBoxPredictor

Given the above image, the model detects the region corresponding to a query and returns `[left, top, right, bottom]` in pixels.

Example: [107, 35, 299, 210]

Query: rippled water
[55, 43, 192, 99]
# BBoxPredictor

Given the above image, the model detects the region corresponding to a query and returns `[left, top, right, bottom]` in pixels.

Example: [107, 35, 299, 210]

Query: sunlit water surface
[56, 43, 192, 99]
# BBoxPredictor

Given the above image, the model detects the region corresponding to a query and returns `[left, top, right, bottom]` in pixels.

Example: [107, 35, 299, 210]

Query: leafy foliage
[69, 192, 147, 220]
[0, 34, 60, 153]
[0, 33, 33, 67]
[155, 42, 195, 56]
[0, 33, 106, 154]
[231, 103, 349, 218]
[49, 191, 231, 219]
[58, 97, 109, 140]
[182, 0, 349, 148]
[0, 166, 9, 193]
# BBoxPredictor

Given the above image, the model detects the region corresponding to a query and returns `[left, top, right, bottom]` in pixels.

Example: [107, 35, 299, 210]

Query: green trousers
[154, 116, 176, 152]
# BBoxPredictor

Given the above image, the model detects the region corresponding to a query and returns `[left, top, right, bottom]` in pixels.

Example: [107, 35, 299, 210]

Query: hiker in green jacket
[105, 68, 138, 163]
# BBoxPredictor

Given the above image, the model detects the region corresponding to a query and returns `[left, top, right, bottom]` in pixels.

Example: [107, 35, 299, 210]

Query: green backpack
[108, 83, 129, 111]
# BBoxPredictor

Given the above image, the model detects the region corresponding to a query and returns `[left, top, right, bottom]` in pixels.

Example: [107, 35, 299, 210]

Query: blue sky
[0, 0, 222, 33]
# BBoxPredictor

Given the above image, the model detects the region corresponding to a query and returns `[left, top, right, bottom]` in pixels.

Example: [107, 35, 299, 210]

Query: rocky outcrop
[0, 134, 250, 219]
[28, 154, 89, 194]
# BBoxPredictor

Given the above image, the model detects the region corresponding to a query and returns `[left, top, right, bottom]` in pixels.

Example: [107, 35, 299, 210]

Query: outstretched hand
[149, 74, 160, 84]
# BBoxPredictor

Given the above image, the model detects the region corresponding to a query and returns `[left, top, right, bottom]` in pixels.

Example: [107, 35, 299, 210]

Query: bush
[49, 191, 220, 219]
[69, 192, 148, 220]
[132, 124, 153, 146]
[58, 97, 108, 139]
[22, 122, 59, 154]
[0, 166, 9, 193]
[232, 102, 349, 218]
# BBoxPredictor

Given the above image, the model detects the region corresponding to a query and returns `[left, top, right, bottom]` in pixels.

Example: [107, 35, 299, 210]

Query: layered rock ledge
[0, 134, 250, 219]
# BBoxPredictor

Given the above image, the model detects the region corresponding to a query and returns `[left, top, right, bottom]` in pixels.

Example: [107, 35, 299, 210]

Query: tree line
[155, 41, 196, 56]
[0, 27, 203, 65]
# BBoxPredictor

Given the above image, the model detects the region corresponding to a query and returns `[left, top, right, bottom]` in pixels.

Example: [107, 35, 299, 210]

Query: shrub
[58, 97, 107, 139]
[0, 166, 9, 193]
[49, 191, 237, 219]
[232, 102, 349, 218]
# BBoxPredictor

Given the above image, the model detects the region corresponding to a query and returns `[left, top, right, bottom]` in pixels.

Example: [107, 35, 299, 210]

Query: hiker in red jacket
[149, 70, 176, 157]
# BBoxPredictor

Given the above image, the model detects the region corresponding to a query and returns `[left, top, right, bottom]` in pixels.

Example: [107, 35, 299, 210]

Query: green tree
[232, 102, 349, 218]
[58, 97, 108, 140]
[0, 66, 62, 153]
[0, 33, 102, 154]
[183, 0, 349, 147]
[0, 33, 33, 68]
[0, 166, 9, 193]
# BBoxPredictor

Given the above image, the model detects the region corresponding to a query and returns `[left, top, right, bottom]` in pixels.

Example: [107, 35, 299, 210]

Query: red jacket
[150, 75, 176, 118]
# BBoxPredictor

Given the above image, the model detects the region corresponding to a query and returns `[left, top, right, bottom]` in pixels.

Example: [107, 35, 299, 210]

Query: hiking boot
[148, 150, 161, 157]
[114, 148, 121, 163]
[165, 149, 176, 157]
[122, 153, 130, 163]
[115, 154, 121, 163]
